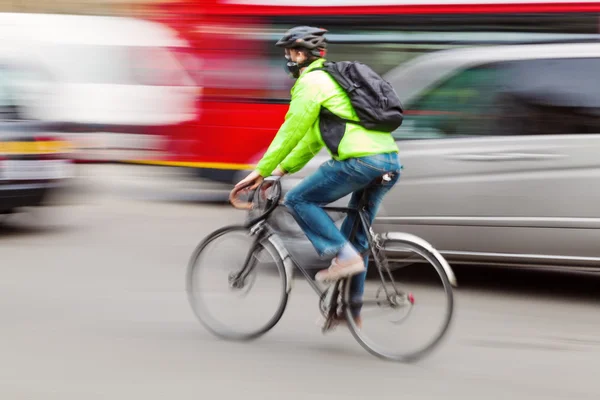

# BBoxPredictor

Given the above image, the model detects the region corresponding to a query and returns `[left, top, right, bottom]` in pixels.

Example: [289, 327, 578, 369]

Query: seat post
[347, 172, 393, 246]
[347, 184, 372, 245]
[357, 188, 371, 210]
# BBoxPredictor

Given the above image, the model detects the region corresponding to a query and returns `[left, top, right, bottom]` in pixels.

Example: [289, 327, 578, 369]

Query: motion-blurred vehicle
[148, 0, 600, 184]
[0, 13, 199, 162]
[278, 42, 600, 272]
[0, 60, 73, 215]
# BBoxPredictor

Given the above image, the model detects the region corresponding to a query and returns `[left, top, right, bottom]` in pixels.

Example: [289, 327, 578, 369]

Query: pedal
[322, 284, 337, 305]
[317, 315, 338, 334]
[318, 283, 341, 334]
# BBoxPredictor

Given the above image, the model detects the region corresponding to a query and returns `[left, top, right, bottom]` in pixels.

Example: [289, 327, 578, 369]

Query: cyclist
[233, 26, 402, 327]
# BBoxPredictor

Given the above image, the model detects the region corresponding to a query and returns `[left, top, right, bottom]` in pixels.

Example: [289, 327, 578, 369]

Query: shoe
[315, 256, 365, 283]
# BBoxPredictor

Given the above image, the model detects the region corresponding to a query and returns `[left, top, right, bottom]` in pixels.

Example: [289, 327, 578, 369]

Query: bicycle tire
[186, 225, 289, 341]
[344, 233, 454, 362]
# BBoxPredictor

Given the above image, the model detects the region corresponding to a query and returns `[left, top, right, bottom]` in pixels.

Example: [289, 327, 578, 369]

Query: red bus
[142, 0, 600, 184]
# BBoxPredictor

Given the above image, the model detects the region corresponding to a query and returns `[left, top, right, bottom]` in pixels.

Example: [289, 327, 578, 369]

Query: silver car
[279, 42, 600, 272]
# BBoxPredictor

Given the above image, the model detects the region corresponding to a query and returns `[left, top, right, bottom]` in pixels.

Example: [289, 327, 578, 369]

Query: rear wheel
[186, 226, 289, 340]
[344, 235, 454, 362]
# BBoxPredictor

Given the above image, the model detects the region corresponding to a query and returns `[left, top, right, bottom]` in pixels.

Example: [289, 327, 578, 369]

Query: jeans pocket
[355, 153, 398, 173]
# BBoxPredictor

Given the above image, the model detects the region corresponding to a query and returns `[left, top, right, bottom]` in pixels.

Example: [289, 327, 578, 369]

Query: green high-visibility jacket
[256, 58, 399, 177]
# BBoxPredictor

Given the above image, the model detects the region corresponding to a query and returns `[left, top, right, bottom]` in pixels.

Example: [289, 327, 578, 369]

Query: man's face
[285, 48, 307, 64]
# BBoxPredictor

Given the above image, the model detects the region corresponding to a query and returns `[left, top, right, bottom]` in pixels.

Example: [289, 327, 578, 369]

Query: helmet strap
[285, 56, 318, 79]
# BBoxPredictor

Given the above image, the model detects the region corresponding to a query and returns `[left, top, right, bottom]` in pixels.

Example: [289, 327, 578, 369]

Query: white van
[0, 12, 198, 125]
[0, 13, 199, 159]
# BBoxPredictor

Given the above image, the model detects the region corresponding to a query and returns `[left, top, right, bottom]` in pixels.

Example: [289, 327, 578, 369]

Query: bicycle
[186, 175, 457, 362]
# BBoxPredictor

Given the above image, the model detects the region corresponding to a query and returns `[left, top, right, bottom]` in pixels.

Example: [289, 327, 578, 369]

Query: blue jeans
[283, 152, 402, 317]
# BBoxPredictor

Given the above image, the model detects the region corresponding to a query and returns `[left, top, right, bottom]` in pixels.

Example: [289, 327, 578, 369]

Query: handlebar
[229, 186, 254, 211]
[230, 176, 283, 226]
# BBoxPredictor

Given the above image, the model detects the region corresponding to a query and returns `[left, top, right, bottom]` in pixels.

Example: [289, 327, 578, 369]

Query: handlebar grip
[229, 186, 254, 210]
[231, 177, 283, 227]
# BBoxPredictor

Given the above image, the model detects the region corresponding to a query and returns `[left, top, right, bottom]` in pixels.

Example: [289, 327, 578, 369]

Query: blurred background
[2, 1, 600, 399]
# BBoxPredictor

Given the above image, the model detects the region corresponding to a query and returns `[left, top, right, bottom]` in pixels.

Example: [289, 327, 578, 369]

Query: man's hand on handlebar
[233, 168, 286, 191]
[234, 170, 263, 192]
[230, 167, 286, 210]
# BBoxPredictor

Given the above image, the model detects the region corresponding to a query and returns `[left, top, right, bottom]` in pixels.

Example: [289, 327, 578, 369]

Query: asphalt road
[1, 165, 600, 399]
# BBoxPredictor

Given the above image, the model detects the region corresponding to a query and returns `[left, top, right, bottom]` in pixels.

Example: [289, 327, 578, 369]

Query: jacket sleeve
[255, 82, 322, 177]
[279, 131, 323, 174]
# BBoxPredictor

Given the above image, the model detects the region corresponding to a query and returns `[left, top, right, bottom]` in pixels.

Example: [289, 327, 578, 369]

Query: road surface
[1, 166, 599, 399]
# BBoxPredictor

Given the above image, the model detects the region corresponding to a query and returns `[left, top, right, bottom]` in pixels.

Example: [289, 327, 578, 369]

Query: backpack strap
[320, 107, 361, 126]
[309, 67, 362, 126]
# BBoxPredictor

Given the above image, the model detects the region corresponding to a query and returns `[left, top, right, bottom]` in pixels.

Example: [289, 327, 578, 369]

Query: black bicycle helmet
[276, 26, 328, 57]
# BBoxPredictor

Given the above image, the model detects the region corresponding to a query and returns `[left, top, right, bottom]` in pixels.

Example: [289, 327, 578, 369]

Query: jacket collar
[291, 58, 326, 93]
[300, 58, 326, 76]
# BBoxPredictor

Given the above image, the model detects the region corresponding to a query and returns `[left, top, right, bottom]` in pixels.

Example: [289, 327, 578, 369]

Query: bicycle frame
[235, 176, 391, 301]
[265, 204, 373, 298]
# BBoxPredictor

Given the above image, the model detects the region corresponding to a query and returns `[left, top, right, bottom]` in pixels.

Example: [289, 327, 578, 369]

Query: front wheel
[186, 225, 289, 341]
[344, 233, 455, 362]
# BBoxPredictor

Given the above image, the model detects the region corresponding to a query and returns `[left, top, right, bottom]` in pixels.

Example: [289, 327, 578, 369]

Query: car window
[392, 63, 506, 140]
[392, 57, 600, 140]
[5, 64, 54, 120]
[197, 27, 278, 101]
[0, 67, 21, 121]
[494, 57, 600, 136]
[326, 42, 445, 77]
[0, 69, 12, 106]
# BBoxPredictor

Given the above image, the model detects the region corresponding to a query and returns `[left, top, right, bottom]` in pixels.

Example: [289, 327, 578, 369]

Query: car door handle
[448, 153, 564, 162]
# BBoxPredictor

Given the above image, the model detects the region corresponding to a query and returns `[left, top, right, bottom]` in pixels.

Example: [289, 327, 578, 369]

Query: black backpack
[312, 61, 404, 133]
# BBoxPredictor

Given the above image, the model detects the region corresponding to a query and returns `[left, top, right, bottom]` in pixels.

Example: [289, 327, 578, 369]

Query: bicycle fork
[228, 222, 266, 289]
